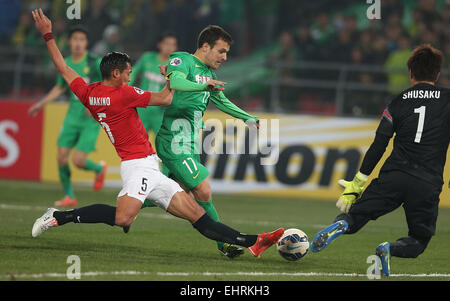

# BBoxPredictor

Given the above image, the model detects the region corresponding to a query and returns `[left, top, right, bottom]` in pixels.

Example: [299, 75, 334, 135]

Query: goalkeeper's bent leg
[389, 236, 430, 258]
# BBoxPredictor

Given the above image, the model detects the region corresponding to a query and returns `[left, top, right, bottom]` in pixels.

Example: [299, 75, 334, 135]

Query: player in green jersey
[28, 27, 107, 207]
[130, 32, 178, 136]
[143, 25, 259, 259]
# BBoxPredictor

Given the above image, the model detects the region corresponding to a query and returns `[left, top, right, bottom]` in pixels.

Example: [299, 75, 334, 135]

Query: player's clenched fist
[336, 172, 368, 213]
[32, 8, 52, 34]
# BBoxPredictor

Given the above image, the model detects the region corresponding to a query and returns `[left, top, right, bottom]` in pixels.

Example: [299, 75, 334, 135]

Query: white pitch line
[2, 270, 450, 279]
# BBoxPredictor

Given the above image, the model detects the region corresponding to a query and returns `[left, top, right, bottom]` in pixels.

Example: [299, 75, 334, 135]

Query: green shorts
[57, 117, 100, 153]
[156, 137, 209, 190]
[137, 106, 165, 134]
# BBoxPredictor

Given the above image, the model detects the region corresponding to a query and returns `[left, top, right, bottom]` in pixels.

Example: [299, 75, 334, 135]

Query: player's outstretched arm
[148, 82, 173, 107]
[32, 9, 79, 86]
[210, 92, 259, 128]
[28, 84, 66, 116]
[168, 71, 225, 92]
[336, 113, 393, 213]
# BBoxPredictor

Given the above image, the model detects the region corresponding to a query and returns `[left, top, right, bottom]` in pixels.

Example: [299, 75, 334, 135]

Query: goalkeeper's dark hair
[100, 51, 131, 79]
[197, 25, 233, 49]
[68, 26, 89, 40]
[407, 44, 443, 82]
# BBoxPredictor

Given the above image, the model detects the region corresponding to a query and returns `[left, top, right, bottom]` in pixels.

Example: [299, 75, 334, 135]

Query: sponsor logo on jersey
[134, 87, 145, 95]
[170, 57, 182, 66]
[195, 75, 211, 84]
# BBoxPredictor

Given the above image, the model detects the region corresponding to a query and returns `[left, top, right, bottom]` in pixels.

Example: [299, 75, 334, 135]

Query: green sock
[196, 199, 224, 249]
[84, 159, 103, 173]
[58, 165, 75, 198]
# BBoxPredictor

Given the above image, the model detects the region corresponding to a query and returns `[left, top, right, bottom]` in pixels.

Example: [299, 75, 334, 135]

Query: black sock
[53, 204, 116, 226]
[192, 213, 257, 248]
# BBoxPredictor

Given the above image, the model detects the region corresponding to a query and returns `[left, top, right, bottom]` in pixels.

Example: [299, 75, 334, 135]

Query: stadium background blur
[1, 0, 450, 282]
[1, 0, 449, 115]
[0, 0, 449, 204]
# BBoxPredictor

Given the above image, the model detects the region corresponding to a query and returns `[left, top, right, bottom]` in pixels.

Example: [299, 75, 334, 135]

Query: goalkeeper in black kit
[310, 44, 450, 276]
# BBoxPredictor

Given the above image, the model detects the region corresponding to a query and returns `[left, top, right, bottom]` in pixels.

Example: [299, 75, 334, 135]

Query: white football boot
[32, 208, 59, 237]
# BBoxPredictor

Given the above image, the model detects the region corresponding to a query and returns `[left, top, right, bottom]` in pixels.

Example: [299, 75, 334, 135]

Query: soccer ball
[277, 228, 309, 261]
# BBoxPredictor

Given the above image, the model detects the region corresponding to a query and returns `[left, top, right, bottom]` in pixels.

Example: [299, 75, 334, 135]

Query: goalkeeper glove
[336, 172, 368, 213]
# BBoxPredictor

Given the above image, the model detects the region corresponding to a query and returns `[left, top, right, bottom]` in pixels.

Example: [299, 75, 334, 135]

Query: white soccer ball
[277, 228, 309, 261]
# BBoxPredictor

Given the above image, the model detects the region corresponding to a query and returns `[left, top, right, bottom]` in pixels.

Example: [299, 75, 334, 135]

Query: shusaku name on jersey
[402, 90, 441, 100]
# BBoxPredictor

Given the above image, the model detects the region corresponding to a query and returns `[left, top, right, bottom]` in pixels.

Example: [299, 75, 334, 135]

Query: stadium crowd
[0, 0, 448, 116]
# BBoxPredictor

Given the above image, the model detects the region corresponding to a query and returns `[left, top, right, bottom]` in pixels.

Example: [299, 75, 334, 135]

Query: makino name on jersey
[89, 96, 111, 106]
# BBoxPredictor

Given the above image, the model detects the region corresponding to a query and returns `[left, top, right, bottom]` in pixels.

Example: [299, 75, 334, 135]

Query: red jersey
[70, 77, 155, 161]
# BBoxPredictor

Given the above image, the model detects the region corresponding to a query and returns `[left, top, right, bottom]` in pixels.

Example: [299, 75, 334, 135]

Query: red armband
[43, 32, 54, 42]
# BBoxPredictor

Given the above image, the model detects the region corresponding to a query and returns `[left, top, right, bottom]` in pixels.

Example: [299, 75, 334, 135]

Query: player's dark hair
[100, 52, 131, 79]
[68, 26, 89, 40]
[197, 25, 233, 49]
[157, 31, 177, 43]
[407, 44, 443, 82]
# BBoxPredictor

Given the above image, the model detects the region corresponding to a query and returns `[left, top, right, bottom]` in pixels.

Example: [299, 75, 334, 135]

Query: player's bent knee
[193, 182, 212, 202]
[390, 236, 430, 258]
[167, 192, 205, 224]
[72, 154, 86, 169]
[114, 212, 134, 227]
[57, 153, 69, 166]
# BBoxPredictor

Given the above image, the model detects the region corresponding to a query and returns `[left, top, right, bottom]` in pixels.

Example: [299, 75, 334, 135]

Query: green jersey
[130, 51, 167, 133]
[56, 52, 101, 123]
[129, 51, 167, 91]
[157, 51, 258, 156]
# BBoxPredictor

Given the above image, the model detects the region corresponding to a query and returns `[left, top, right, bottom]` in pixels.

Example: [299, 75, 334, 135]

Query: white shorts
[118, 155, 183, 210]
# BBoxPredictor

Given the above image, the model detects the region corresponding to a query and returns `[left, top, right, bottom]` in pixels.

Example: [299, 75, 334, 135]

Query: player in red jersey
[30, 9, 283, 257]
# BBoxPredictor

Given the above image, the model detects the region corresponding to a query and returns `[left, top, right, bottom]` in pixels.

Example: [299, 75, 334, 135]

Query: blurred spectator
[1, 0, 448, 116]
[310, 12, 335, 48]
[81, 0, 114, 44]
[219, 0, 247, 56]
[268, 31, 299, 78]
[11, 10, 40, 48]
[294, 25, 317, 61]
[329, 28, 355, 63]
[92, 24, 122, 57]
[247, 0, 279, 49]
[53, 17, 69, 54]
[417, 0, 440, 27]
[0, 0, 22, 43]
[385, 35, 412, 95]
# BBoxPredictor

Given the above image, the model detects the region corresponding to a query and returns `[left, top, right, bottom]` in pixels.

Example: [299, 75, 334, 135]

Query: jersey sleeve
[376, 97, 397, 138]
[69, 77, 89, 105]
[166, 53, 190, 79]
[358, 97, 398, 175]
[210, 92, 259, 122]
[121, 85, 152, 108]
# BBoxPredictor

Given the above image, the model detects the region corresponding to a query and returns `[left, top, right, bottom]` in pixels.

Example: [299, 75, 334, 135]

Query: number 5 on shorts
[141, 178, 148, 192]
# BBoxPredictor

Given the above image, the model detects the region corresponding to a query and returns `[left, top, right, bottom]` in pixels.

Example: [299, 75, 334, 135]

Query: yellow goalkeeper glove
[336, 172, 368, 213]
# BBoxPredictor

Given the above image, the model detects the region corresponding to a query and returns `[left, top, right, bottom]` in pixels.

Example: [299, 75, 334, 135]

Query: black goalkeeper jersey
[374, 83, 450, 187]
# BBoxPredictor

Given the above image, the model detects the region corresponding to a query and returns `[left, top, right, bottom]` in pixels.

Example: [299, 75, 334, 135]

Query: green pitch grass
[0, 179, 449, 281]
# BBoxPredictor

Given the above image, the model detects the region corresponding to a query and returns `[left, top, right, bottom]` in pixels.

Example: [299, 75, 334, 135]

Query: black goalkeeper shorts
[346, 170, 442, 239]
